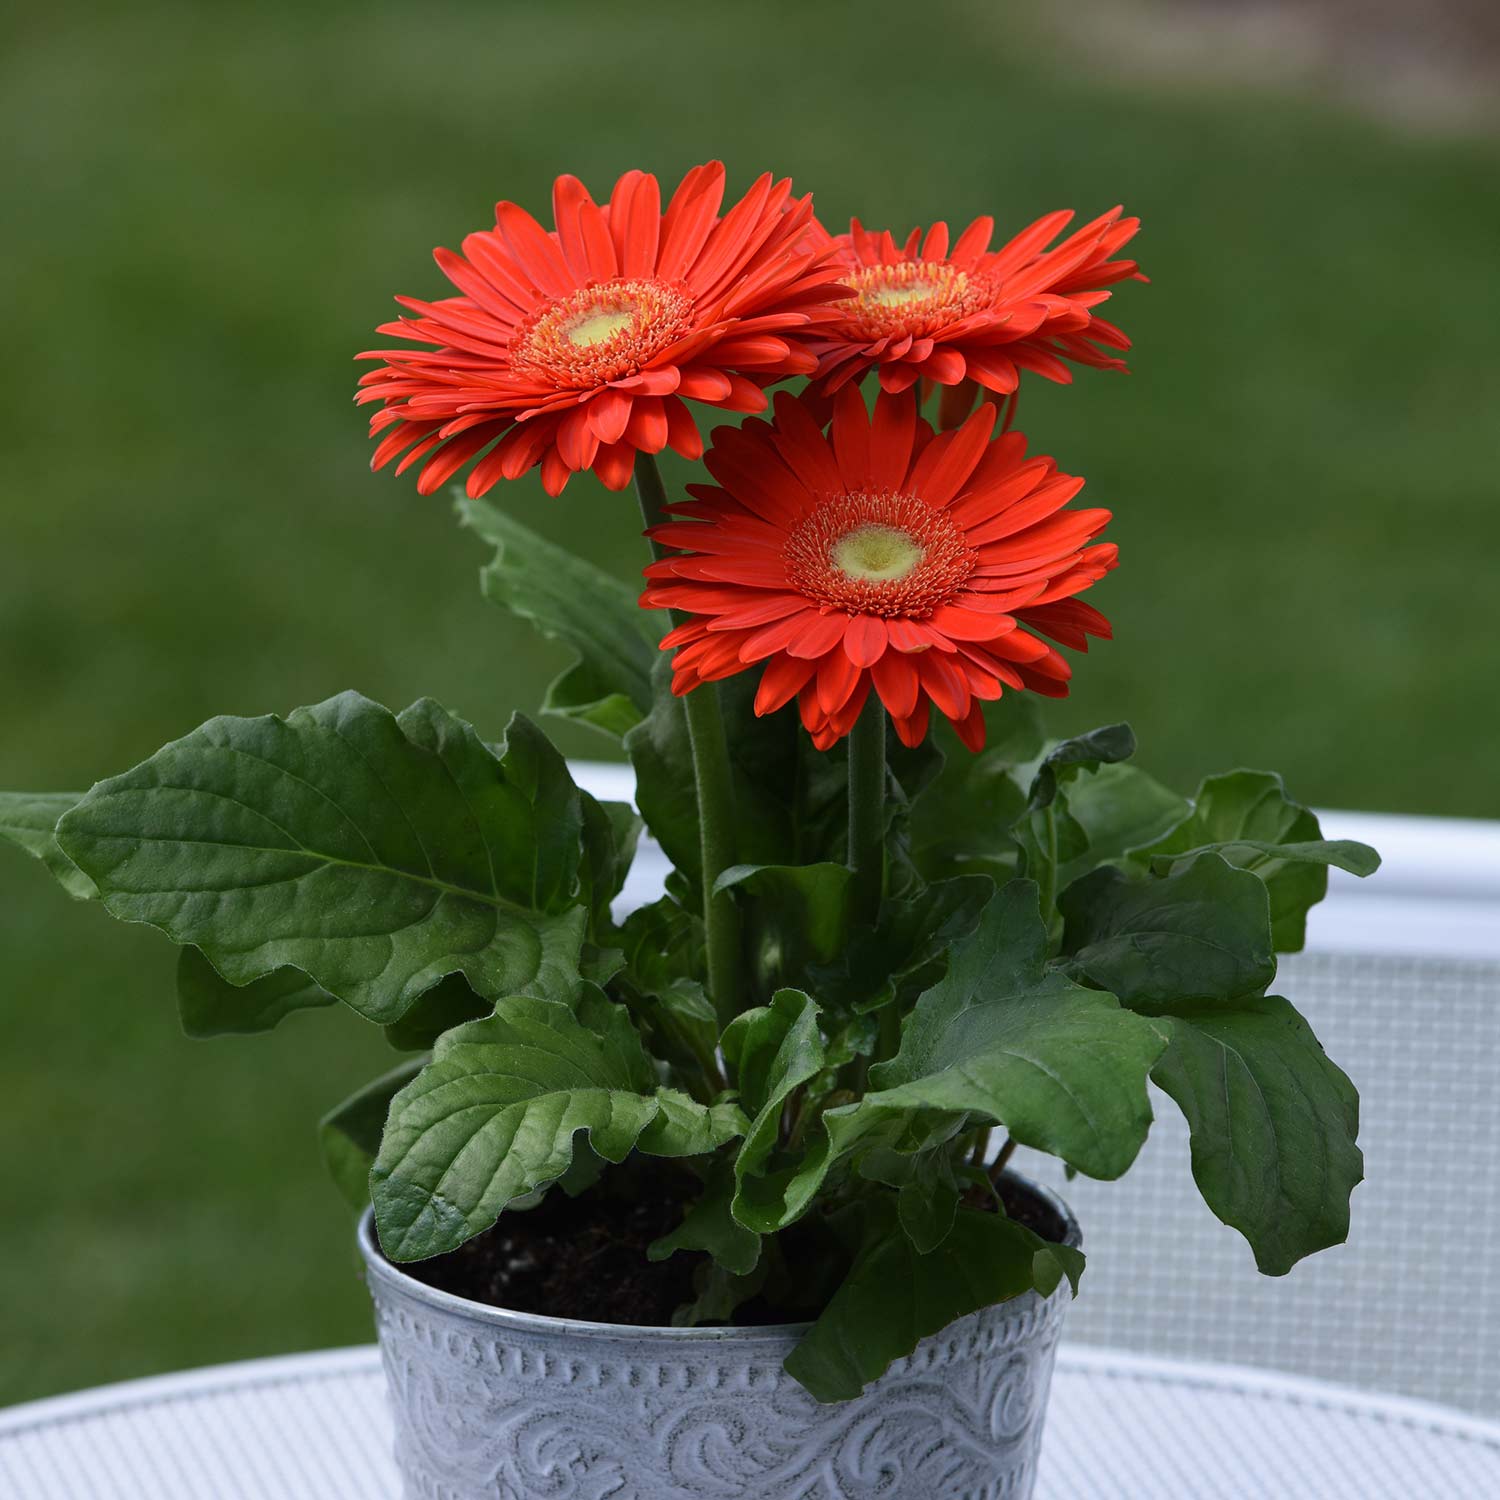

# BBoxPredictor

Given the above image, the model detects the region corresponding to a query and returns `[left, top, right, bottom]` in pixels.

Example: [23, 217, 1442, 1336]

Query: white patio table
[3, 1344, 1498, 1499]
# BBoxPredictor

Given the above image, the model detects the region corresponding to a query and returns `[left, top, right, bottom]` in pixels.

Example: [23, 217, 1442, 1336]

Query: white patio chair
[573, 763, 1500, 1419]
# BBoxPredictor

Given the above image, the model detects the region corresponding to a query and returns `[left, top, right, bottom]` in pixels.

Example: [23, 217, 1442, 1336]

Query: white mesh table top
[3, 1345, 1498, 1499]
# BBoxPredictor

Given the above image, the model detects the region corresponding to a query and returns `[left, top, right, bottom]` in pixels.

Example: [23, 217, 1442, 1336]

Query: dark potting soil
[392, 1170, 1068, 1327]
[996, 1174, 1068, 1244]
[396, 1176, 706, 1326]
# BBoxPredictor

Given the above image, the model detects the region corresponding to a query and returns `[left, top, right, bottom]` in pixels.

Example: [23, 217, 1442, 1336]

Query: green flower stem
[1037, 802, 1060, 931]
[848, 693, 887, 929]
[633, 452, 742, 1024]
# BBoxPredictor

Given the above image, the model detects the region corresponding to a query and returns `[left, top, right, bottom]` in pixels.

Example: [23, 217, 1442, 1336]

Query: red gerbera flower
[357, 163, 848, 498]
[800, 208, 1144, 421]
[640, 388, 1117, 751]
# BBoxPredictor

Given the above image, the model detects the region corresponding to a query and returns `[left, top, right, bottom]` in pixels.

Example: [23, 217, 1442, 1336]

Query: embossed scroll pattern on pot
[359, 1205, 1077, 1500]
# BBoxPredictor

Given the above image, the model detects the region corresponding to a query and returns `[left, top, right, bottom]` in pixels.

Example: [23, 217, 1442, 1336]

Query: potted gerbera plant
[0, 163, 1378, 1500]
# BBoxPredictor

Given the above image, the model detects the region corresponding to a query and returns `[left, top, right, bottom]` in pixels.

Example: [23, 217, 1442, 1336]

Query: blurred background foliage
[2, 0, 1497, 1404]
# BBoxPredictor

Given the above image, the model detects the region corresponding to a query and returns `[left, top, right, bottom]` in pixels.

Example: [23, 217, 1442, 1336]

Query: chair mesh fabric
[1027, 949, 1500, 1418]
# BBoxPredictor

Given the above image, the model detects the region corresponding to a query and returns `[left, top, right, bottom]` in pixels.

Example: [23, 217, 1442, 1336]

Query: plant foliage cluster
[0, 493, 1375, 1401]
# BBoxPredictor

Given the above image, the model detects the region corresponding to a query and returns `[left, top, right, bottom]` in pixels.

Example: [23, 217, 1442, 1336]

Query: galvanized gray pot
[359, 1179, 1078, 1500]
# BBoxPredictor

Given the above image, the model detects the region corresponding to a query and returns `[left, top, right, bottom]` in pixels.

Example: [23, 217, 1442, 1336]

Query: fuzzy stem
[848, 694, 887, 929]
[633, 452, 742, 1025]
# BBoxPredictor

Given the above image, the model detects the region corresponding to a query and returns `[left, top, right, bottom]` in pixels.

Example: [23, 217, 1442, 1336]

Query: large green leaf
[55, 693, 589, 1023]
[0, 791, 96, 899]
[459, 495, 660, 740]
[177, 945, 336, 1037]
[1151, 995, 1362, 1275]
[784, 1199, 1083, 1403]
[623, 657, 710, 900]
[371, 989, 744, 1260]
[1140, 770, 1379, 950]
[1060, 852, 1276, 1006]
[320, 1059, 427, 1210]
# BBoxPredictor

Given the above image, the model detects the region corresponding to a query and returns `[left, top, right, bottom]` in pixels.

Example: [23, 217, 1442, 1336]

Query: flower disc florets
[784, 492, 975, 618]
[510, 278, 697, 389]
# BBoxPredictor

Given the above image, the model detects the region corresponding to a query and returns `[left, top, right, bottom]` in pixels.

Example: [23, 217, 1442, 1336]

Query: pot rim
[357, 1170, 1079, 1344]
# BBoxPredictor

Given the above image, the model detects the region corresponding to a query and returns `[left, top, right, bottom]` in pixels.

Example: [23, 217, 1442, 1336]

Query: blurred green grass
[2, 0, 1498, 1404]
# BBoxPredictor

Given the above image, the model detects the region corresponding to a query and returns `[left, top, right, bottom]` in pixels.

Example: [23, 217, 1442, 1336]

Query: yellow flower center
[510, 277, 696, 388]
[832, 261, 991, 341]
[831, 524, 926, 583]
[784, 491, 975, 618]
[564, 307, 639, 348]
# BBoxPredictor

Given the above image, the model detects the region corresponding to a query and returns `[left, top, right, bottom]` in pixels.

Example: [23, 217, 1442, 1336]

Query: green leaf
[459, 495, 660, 741]
[857, 1143, 962, 1254]
[649, 1160, 761, 1276]
[670, 1260, 770, 1328]
[1151, 995, 1363, 1275]
[716, 863, 853, 996]
[811, 874, 995, 1016]
[380, 973, 493, 1051]
[371, 989, 742, 1260]
[1053, 762, 1190, 890]
[1140, 770, 1379, 950]
[616, 895, 705, 992]
[623, 658, 705, 898]
[908, 753, 1028, 885]
[0, 791, 96, 899]
[868, 881, 1166, 1179]
[637, 1090, 747, 1156]
[724, 990, 828, 1229]
[320, 1060, 426, 1210]
[723, 988, 827, 1121]
[734, 885, 1165, 1236]
[177, 946, 335, 1037]
[1061, 852, 1276, 1006]
[906, 698, 1044, 885]
[1008, 725, 1145, 934]
[611, 897, 720, 1085]
[55, 693, 589, 1024]
[1025, 723, 1136, 812]
[784, 1199, 1083, 1403]
[578, 792, 642, 935]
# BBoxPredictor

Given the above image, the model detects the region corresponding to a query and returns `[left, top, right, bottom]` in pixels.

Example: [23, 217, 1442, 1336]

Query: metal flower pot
[359, 1178, 1079, 1500]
